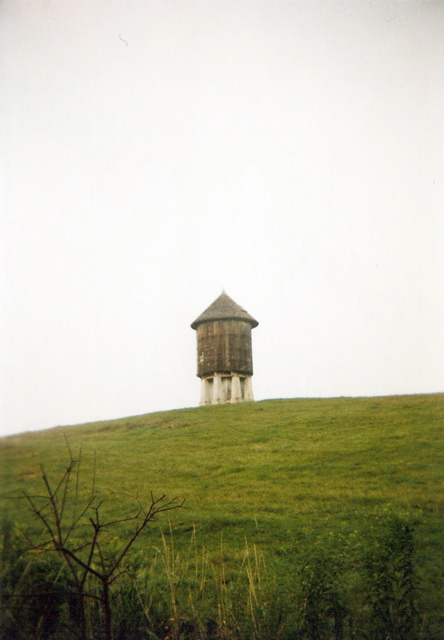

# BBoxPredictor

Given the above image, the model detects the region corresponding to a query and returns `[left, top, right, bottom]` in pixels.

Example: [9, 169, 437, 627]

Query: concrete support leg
[243, 376, 254, 402]
[212, 373, 224, 404]
[230, 374, 242, 403]
[199, 378, 210, 406]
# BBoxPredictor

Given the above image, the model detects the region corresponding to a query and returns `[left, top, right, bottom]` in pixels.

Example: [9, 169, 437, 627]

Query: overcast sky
[1, 0, 443, 437]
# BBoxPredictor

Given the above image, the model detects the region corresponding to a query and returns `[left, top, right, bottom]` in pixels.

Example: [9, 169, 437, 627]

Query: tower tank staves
[191, 292, 258, 405]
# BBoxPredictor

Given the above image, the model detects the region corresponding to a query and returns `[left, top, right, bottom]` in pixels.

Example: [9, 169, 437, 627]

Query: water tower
[191, 292, 258, 405]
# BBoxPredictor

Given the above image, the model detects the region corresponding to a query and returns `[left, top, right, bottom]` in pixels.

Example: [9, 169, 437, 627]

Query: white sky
[1, 0, 443, 437]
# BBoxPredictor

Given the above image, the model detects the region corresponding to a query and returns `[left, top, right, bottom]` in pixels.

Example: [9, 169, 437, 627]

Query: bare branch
[100, 509, 143, 529]
[57, 546, 103, 581]
[108, 496, 184, 576]
[49, 459, 76, 502]
[63, 433, 73, 460]
[22, 492, 59, 548]
[63, 494, 97, 544]
[58, 461, 73, 523]
[92, 450, 96, 496]
[75, 443, 82, 503]
[40, 466, 64, 543]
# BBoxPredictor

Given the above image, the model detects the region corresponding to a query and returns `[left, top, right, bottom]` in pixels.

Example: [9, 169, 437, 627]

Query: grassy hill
[1, 393, 444, 639]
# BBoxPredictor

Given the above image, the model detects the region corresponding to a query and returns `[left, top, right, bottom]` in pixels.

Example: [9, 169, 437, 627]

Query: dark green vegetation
[1, 393, 443, 639]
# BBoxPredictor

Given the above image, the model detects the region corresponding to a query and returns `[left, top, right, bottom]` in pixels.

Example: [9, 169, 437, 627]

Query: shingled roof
[191, 292, 259, 329]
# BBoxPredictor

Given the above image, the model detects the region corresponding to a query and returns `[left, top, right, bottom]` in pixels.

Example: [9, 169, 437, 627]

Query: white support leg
[243, 376, 254, 401]
[230, 374, 242, 403]
[212, 373, 224, 404]
[199, 378, 210, 406]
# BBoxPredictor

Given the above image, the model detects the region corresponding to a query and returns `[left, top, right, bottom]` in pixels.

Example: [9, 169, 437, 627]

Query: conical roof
[191, 292, 258, 329]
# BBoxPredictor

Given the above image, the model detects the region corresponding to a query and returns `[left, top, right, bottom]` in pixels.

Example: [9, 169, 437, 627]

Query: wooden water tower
[191, 292, 258, 405]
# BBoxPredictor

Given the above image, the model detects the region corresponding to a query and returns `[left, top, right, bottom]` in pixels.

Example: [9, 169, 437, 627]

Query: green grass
[1, 393, 444, 636]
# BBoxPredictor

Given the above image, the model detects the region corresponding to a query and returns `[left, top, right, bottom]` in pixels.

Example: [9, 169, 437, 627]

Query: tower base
[199, 373, 254, 406]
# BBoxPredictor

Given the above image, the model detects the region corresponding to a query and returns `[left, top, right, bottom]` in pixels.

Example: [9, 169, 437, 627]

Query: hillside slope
[2, 394, 443, 538]
[1, 393, 444, 635]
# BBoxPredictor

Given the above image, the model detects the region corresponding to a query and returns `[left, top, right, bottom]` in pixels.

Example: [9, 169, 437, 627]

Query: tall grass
[128, 526, 277, 640]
